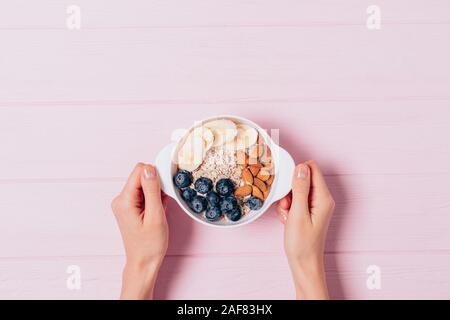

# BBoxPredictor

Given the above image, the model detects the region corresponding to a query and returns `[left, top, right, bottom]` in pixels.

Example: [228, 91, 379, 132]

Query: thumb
[140, 164, 165, 220]
[290, 163, 311, 218]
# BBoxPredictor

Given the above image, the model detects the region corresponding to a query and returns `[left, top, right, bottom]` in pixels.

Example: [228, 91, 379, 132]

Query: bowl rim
[169, 114, 283, 228]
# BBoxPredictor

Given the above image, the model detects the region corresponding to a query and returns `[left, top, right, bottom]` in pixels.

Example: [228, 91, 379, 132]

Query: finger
[140, 164, 165, 222]
[278, 193, 292, 211]
[305, 160, 331, 197]
[306, 160, 335, 225]
[290, 163, 311, 218]
[276, 192, 292, 224]
[161, 192, 169, 212]
[276, 202, 289, 224]
[121, 163, 145, 197]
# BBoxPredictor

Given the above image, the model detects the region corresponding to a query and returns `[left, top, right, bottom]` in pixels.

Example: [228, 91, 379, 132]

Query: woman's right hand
[277, 160, 335, 300]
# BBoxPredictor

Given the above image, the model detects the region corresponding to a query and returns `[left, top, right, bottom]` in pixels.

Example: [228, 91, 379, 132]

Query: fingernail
[297, 164, 308, 179]
[144, 167, 155, 179]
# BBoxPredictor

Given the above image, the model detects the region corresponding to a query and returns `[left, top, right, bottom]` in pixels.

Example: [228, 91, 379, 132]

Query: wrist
[124, 258, 161, 277]
[288, 256, 329, 300]
[121, 258, 162, 300]
[125, 255, 163, 272]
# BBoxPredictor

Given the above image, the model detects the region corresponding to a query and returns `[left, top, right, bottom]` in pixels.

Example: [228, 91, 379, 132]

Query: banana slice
[193, 126, 214, 152]
[235, 124, 258, 150]
[204, 119, 237, 147]
[177, 131, 205, 171]
[177, 126, 215, 171]
[178, 156, 202, 172]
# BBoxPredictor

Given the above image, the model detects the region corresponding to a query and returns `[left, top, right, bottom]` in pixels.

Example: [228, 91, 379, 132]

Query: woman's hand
[277, 160, 335, 300]
[111, 163, 168, 300]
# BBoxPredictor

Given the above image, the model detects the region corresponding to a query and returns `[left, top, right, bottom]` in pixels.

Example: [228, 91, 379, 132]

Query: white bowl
[155, 115, 295, 228]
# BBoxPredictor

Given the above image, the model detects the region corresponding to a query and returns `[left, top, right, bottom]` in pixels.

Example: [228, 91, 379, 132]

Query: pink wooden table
[1, 0, 450, 299]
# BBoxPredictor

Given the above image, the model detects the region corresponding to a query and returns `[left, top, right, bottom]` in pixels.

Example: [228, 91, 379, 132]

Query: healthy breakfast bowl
[155, 115, 295, 228]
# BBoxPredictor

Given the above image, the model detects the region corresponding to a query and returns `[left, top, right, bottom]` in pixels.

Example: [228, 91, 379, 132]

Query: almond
[259, 142, 272, 163]
[253, 177, 267, 192]
[266, 174, 274, 186]
[264, 162, 273, 169]
[252, 185, 264, 200]
[242, 168, 254, 184]
[234, 185, 252, 197]
[263, 162, 274, 174]
[263, 188, 270, 200]
[236, 150, 248, 166]
[257, 168, 271, 181]
[266, 146, 272, 158]
[248, 164, 262, 176]
[248, 145, 259, 165]
[257, 135, 263, 145]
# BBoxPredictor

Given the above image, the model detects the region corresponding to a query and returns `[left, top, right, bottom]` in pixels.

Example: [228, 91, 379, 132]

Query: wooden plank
[0, 24, 449, 103]
[1, 102, 450, 180]
[1, 0, 449, 29]
[1, 173, 449, 257]
[0, 252, 448, 299]
[1, 0, 449, 301]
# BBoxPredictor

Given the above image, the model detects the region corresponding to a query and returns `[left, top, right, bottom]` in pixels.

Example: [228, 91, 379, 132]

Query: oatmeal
[192, 147, 242, 187]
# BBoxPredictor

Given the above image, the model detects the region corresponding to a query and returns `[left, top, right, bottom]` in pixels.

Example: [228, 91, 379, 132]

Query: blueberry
[220, 196, 238, 213]
[226, 206, 242, 222]
[173, 170, 193, 189]
[205, 206, 223, 222]
[246, 196, 263, 210]
[181, 188, 196, 202]
[216, 178, 235, 197]
[206, 191, 221, 207]
[189, 196, 207, 214]
[194, 177, 213, 194]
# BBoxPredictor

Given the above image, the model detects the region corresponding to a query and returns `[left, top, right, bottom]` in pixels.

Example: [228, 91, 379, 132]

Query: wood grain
[1, 24, 449, 103]
[1, 0, 449, 299]
[0, 253, 449, 299]
[1, 173, 449, 257]
[1, 102, 450, 181]
[1, 0, 449, 29]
